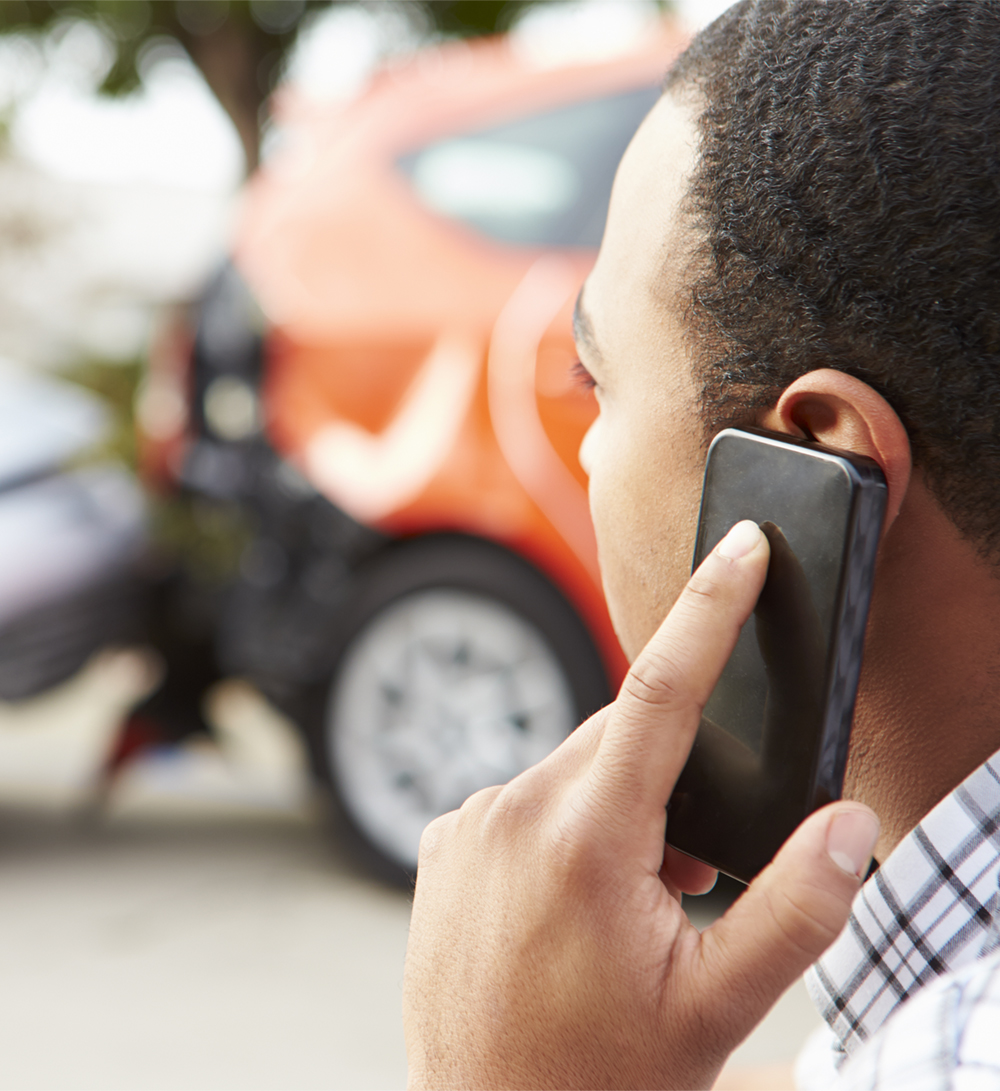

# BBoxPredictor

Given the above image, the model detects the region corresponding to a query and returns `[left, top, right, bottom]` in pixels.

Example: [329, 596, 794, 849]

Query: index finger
[590, 520, 770, 819]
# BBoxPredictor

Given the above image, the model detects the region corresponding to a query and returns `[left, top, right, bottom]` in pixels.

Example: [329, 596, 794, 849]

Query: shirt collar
[804, 749, 1000, 1065]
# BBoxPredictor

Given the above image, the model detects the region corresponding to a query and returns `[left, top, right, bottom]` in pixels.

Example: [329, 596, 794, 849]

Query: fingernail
[716, 520, 762, 560]
[827, 809, 880, 879]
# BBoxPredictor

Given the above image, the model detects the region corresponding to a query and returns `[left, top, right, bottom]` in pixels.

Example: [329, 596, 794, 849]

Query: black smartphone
[665, 427, 887, 884]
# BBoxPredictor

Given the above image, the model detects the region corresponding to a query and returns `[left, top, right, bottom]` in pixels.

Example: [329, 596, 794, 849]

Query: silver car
[0, 362, 147, 699]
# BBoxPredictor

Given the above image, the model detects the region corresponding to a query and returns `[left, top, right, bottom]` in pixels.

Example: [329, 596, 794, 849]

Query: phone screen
[666, 429, 885, 882]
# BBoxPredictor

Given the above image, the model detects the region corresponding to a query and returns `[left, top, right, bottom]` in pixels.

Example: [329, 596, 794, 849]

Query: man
[403, 2, 1000, 1087]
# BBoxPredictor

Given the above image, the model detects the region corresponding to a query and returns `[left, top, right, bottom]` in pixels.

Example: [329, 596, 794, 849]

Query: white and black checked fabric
[804, 750, 1000, 1073]
[834, 950, 1000, 1090]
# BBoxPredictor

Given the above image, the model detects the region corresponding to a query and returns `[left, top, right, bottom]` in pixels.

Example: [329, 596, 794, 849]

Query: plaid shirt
[801, 749, 1000, 1089]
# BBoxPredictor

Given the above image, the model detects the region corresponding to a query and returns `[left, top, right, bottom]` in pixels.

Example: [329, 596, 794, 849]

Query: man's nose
[579, 416, 601, 476]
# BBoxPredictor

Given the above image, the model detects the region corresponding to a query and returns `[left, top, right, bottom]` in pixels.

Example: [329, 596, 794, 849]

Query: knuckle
[485, 778, 539, 827]
[417, 811, 455, 865]
[491, 779, 598, 884]
[458, 783, 503, 824]
[622, 648, 695, 713]
[419, 784, 501, 862]
[473, 780, 546, 852]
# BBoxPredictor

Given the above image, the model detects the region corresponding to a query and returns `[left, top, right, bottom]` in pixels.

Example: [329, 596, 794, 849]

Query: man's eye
[570, 359, 597, 390]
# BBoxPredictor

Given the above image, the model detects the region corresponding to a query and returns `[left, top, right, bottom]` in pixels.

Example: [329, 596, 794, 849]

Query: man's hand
[403, 520, 879, 1090]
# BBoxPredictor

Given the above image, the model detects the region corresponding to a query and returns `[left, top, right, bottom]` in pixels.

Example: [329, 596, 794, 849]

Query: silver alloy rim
[328, 587, 576, 870]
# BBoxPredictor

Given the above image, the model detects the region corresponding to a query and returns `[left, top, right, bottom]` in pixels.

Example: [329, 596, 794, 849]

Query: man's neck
[844, 479, 1000, 860]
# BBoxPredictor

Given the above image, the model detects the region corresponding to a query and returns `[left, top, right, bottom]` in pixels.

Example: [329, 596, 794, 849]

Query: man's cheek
[596, 532, 659, 662]
[583, 436, 673, 656]
[586, 493, 632, 653]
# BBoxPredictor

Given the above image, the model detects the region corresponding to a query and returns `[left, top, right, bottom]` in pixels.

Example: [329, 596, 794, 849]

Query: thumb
[696, 803, 879, 1046]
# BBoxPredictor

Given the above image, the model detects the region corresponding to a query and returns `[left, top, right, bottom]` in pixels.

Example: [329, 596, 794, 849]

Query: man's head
[577, 0, 1000, 852]
[666, 0, 1000, 562]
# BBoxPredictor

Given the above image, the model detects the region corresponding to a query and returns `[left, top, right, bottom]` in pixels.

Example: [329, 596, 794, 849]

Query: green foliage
[149, 491, 252, 583]
[422, 1, 534, 38]
[0, 0, 543, 170]
[0, 1, 325, 95]
[0, 105, 13, 157]
[0, 1, 537, 101]
[61, 356, 141, 470]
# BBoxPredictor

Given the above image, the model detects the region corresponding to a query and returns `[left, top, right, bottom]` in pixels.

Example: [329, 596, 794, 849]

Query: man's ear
[759, 369, 912, 530]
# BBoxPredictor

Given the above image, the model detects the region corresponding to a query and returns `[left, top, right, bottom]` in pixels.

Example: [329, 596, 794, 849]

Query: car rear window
[397, 85, 661, 248]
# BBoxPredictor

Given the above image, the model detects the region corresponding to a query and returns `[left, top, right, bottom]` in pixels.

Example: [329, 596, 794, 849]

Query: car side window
[397, 85, 661, 248]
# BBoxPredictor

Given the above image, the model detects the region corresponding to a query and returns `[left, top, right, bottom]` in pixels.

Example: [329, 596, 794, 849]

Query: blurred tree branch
[0, 0, 542, 174]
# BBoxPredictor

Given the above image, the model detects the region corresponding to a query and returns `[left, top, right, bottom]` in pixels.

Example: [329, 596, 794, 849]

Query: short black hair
[664, 0, 1000, 563]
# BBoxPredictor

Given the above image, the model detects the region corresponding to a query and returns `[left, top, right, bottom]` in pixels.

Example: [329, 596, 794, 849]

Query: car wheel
[312, 535, 612, 886]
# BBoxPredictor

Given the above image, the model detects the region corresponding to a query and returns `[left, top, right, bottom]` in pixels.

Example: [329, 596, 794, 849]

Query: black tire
[299, 534, 612, 887]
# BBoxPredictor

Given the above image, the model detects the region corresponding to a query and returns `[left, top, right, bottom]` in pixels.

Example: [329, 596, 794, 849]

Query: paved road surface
[0, 654, 820, 1089]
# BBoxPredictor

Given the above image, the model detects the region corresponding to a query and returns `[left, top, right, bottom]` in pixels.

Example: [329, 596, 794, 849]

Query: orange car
[138, 25, 686, 881]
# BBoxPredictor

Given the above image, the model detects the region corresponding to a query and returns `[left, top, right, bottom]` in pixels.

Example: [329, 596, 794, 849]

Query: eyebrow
[572, 289, 604, 367]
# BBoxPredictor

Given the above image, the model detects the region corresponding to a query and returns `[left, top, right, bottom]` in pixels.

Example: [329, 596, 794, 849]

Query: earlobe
[759, 369, 912, 530]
